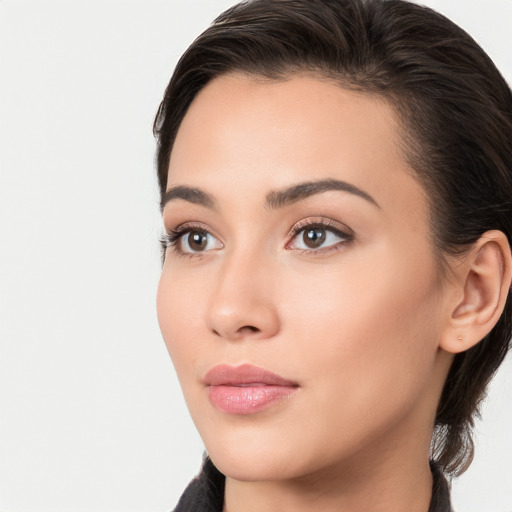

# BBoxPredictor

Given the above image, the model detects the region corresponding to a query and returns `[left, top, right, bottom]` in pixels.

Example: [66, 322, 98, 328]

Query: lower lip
[208, 385, 297, 414]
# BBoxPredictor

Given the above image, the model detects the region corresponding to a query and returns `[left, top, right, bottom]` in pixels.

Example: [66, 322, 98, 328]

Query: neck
[224, 451, 433, 512]
[223, 402, 438, 512]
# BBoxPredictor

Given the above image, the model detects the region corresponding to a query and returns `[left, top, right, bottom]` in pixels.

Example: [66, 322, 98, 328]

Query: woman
[154, 0, 512, 510]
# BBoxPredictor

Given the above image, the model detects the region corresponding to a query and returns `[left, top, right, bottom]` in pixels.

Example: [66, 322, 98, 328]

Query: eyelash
[160, 222, 212, 258]
[286, 218, 354, 255]
[160, 218, 354, 258]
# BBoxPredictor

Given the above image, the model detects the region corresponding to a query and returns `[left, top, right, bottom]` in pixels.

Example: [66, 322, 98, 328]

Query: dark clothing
[173, 457, 225, 512]
[173, 457, 452, 512]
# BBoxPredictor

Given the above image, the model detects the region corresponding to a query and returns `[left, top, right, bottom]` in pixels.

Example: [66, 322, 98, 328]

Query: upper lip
[203, 364, 298, 387]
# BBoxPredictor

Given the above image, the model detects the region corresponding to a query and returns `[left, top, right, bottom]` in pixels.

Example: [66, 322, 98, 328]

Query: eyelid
[288, 217, 353, 238]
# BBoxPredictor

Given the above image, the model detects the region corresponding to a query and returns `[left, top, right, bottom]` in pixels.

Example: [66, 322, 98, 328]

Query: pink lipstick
[204, 364, 299, 414]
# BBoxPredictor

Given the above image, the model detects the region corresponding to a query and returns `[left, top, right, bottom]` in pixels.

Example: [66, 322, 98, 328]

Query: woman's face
[157, 74, 452, 481]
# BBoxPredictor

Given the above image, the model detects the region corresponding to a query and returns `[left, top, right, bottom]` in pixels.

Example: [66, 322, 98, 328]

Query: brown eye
[303, 228, 326, 248]
[187, 231, 208, 251]
[177, 228, 223, 254]
[287, 221, 353, 253]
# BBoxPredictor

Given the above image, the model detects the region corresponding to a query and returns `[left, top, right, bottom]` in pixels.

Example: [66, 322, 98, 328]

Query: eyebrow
[265, 178, 380, 209]
[161, 178, 379, 211]
[161, 185, 216, 210]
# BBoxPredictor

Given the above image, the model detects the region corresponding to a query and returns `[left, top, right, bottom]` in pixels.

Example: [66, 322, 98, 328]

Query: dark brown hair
[154, 0, 512, 476]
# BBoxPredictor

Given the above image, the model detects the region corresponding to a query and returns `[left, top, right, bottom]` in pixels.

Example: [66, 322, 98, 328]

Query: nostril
[210, 324, 262, 339]
[242, 325, 260, 333]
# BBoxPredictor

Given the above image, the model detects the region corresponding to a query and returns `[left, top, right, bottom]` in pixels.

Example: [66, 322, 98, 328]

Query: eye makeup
[161, 221, 223, 258]
[161, 215, 354, 261]
[286, 216, 354, 256]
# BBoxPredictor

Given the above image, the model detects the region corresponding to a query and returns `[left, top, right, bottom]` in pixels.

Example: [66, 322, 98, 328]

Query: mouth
[203, 364, 299, 415]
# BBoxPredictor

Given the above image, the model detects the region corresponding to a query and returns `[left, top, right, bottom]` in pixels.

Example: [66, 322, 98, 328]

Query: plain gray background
[0, 1, 511, 510]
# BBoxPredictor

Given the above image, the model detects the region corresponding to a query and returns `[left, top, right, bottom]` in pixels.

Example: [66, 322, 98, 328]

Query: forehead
[167, 73, 427, 223]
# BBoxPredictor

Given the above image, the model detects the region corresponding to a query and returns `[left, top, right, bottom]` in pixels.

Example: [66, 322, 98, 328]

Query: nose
[205, 252, 280, 341]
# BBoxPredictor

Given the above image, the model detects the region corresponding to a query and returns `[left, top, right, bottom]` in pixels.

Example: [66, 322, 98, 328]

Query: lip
[204, 364, 299, 415]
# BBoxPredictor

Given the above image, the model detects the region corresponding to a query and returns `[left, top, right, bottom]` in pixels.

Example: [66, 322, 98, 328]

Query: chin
[210, 450, 298, 482]
[201, 426, 303, 482]
[204, 428, 344, 485]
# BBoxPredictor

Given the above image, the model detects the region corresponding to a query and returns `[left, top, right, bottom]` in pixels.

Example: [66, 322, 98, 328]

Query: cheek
[281, 246, 443, 413]
[156, 267, 206, 376]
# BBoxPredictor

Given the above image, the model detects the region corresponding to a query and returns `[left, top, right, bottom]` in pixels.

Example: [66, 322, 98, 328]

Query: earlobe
[440, 230, 512, 354]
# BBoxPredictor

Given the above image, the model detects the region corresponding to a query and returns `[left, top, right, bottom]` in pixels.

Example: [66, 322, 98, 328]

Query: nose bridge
[205, 244, 279, 340]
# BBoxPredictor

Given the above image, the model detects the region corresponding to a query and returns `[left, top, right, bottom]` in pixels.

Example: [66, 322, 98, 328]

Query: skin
[157, 74, 483, 511]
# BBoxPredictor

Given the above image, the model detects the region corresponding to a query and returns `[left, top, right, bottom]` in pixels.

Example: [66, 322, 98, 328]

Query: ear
[440, 230, 512, 354]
